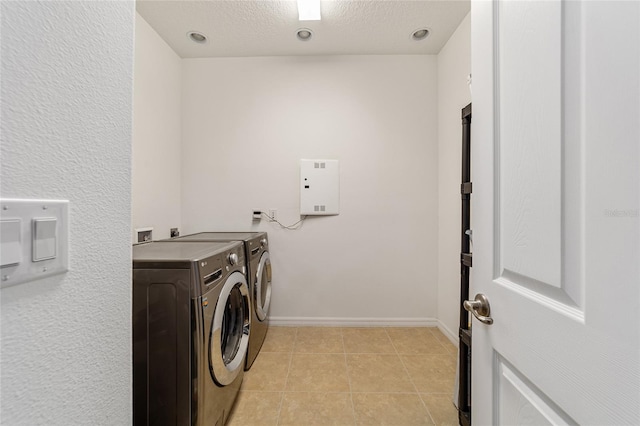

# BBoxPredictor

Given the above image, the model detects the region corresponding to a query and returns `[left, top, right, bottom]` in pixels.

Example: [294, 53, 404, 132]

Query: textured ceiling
[136, 0, 470, 58]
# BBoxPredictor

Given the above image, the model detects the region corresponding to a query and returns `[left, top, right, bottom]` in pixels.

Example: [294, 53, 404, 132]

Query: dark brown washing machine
[166, 232, 271, 370]
[132, 241, 250, 425]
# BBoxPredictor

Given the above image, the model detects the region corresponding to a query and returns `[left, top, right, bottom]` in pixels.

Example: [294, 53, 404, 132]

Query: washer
[132, 241, 250, 426]
[167, 232, 271, 370]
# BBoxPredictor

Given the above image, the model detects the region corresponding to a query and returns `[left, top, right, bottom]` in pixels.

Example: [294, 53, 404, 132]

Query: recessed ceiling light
[187, 31, 208, 44]
[296, 28, 313, 41]
[411, 28, 430, 41]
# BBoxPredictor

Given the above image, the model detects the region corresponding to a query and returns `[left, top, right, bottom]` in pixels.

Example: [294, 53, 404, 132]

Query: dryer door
[255, 251, 272, 321]
[209, 271, 250, 386]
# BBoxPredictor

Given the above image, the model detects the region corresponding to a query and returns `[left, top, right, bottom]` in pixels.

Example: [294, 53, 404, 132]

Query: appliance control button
[228, 253, 238, 265]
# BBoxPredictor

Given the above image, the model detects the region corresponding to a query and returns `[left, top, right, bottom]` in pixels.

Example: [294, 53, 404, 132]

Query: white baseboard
[436, 319, 459, 347]
[269, 317, 439, 327]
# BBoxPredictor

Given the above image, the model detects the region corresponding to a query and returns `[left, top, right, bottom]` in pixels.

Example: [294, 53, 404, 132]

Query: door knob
[463, 293, 494, 325]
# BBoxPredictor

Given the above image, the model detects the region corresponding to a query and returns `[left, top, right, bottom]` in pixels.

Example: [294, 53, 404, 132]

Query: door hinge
[461, 182, 472, 199]
[461, 253, 472, 267]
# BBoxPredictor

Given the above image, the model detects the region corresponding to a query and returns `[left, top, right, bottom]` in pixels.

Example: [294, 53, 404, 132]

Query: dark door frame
[458, 102, 472, 426]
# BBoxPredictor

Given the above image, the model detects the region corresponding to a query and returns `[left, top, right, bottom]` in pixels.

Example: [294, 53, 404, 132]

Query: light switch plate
[0, 199, 69, 288]
[33, 218, 58, 261]
[1, 219, 22, 267]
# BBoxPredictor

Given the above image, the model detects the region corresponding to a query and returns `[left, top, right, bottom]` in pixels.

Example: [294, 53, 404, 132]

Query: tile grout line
[341, 327, 358, 426]
[386, 328, 438, 426]
[274, 327, 297, 426]
[428, 327, 455, 354]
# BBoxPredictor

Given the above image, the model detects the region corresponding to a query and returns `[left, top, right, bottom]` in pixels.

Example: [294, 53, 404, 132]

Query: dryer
[167, 232, 271, 370]
[132, 241, 250, 425]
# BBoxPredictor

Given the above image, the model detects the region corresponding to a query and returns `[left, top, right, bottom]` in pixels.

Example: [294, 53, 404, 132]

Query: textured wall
[0, 1, 134, 424]
[181, 55, 439, 324]
[436, 13, 471, 341]
[133, 13, 182, 242]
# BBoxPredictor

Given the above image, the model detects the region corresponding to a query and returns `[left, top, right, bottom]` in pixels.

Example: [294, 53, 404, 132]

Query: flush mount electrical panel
[0, 199, 69, 288]
[300, 159, 339, 215]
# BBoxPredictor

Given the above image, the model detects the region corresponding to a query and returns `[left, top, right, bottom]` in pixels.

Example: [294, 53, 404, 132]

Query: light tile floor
[226, 327, 459, 426]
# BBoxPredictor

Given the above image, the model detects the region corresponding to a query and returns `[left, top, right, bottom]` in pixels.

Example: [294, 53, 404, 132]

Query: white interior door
[471, 0, 639, 424]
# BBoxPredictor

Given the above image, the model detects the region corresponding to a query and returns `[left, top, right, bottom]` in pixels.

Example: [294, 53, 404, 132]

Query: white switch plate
[0, 199, 69, 288]
[1, 219, 22, 267]
[33, 217, 58, 261]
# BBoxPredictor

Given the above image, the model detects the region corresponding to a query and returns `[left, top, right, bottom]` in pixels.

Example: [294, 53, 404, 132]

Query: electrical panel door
[300, 159, 339, 215]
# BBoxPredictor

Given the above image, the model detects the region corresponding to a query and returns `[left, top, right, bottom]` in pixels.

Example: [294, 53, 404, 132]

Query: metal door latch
[463, 293, 494, 325]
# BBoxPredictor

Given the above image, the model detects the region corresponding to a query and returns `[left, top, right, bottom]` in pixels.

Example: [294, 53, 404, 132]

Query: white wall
[133, 13, 182, 242]
[0, 2, 134, 424]
[181, 56, 439, 324]
[436, 13, 471, 341]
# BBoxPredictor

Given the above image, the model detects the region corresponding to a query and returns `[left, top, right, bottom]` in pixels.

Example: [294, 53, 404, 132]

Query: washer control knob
[260, 238, 268, 247]
[228, 253, 238, 266]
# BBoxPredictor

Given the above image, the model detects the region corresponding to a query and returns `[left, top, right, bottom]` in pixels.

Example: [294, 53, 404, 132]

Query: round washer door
[209, 271, 250, 386]
[255, 251, 272, 321]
